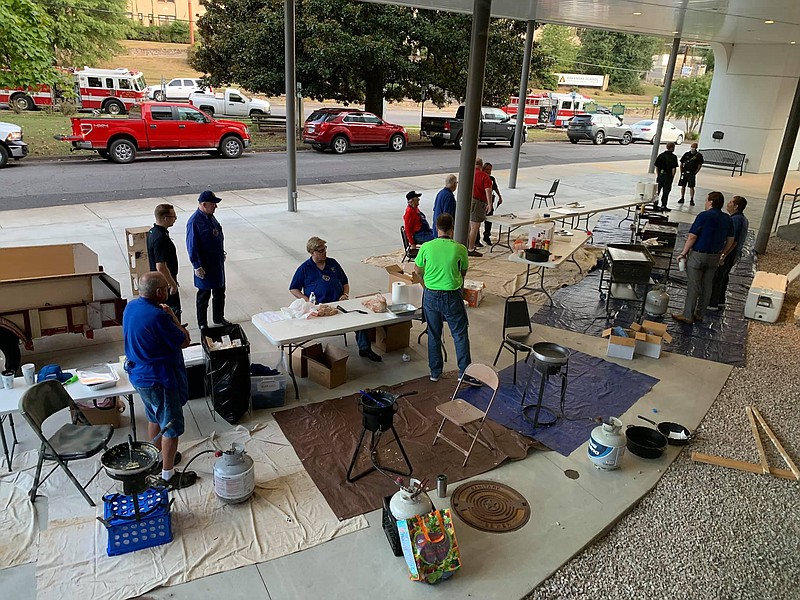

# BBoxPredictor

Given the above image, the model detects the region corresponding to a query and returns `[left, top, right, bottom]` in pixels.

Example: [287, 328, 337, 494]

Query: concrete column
[508, 20, 535, 190]
[454, 0, 492, 246]
[648, 37, 681, 173]
[284, 0, 298, 212]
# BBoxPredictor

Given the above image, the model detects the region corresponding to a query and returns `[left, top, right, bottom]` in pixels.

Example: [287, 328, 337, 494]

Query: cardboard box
[462, 279, 486, 308]
[601, 328, 637, 360]
[385, 264, 424, 307]
[290, 343, 322, 378]
[630, 320, 673, 359]
[71, 397, 123, 428]
[306, 344, 349, 389]
[375, 321, 412, 352]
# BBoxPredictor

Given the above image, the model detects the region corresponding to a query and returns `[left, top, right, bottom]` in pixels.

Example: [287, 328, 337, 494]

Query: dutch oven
[638, 415, 693, 446]
[359, 389, 417, 432]
[625, 425, 667, 459]
[525, 248, 551, 262]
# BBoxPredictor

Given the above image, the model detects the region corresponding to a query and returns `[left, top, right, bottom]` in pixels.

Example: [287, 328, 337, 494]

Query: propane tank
[645, 285, 670, 317]
[213, 442, 255, 504]
[389, 478, 433, 520]
[588, 417, 625, 470]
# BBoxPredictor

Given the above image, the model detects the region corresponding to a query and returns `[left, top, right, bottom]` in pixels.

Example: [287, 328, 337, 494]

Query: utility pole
[187, 0, 195, 45]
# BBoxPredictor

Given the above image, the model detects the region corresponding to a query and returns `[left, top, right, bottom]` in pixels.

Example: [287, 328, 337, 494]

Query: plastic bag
[361, 294, 388, 313]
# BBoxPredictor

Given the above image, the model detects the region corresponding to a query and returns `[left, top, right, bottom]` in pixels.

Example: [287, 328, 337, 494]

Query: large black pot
[359, 389, 417, 432]
[638, 415, 693, 446]
[625, 425, 667, 459]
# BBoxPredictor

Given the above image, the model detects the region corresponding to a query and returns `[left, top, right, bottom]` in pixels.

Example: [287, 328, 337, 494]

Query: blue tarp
[460, 350, 659, 456]
[530, 215, 755, 366]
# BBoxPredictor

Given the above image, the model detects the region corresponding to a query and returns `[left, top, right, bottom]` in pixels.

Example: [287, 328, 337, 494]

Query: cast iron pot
[638, 415, 693, 446]
[525, 248, 551, 262]
[359, 389, 417, 432]
[625, 425, 667, 459]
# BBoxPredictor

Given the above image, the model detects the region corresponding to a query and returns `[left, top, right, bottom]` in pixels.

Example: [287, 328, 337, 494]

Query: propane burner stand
[520, 342, 570, 428]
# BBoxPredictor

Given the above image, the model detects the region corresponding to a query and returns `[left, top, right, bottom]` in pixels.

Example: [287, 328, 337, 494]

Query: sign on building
[555, 73, 608, 90]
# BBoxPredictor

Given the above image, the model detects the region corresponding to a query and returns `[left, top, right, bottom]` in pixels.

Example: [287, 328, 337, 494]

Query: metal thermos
[436, 474, 448, 498]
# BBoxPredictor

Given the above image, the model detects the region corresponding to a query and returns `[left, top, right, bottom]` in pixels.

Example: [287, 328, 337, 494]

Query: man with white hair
[432, 174, 458, 238]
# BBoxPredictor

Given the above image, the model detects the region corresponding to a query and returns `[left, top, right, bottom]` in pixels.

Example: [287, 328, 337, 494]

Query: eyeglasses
[312, 247, 327, 253]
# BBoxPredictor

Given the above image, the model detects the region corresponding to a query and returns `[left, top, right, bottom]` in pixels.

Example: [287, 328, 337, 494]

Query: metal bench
[250, 114, 286, 132]
[699, 148, 746, 177]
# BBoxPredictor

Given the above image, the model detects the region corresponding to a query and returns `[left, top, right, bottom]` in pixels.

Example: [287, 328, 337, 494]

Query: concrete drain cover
[450, 480, 530, 533]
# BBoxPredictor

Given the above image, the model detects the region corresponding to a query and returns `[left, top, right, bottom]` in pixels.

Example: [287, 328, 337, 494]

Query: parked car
[303, 108, 408, 154]
[57, 102, 250, 164]
[190, 88, 270, 118]
[146, 78, 210, 102]
[567, 113, 632, 145]
[421, 105, 525, 149]
[630, 120, 685, 145]
[0, 122, 28, 167]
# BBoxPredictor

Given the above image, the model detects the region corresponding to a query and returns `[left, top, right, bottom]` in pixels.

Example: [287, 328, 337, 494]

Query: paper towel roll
[644, 182, 658, 201]
[392, 281, 409, 305]
[635, 181, 646, 196]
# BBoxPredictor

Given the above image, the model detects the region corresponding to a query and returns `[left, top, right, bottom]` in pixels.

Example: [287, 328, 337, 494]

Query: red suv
[303, 108, 408, 154]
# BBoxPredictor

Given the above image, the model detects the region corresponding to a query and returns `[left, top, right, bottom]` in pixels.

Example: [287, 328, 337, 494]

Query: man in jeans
[123, 272, 197, 489]
[708, 196, 749, 311]
[415, 213, 481, 386]
[672, 191, 735, 325]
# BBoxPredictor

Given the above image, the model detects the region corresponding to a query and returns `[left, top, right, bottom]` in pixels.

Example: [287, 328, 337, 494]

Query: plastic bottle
[678, 257, 686, 272]
[309, 292, 317, 305]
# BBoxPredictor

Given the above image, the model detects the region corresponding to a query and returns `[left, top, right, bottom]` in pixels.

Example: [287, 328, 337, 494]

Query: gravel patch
[524, 238, 800, 600]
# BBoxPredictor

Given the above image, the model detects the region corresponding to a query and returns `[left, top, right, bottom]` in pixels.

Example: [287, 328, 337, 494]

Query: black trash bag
[207, 357, 251, 424]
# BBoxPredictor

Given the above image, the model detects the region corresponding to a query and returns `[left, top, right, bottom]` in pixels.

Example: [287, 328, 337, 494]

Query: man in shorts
[123, 272, 196, 489]
[678, 143, 704, 206]
[469, 158, 492, 257]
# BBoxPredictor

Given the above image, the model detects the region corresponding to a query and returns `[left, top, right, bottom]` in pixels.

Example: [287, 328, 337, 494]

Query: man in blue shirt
[432, 174, 457, 238]
[709, 196, 750, 310]
[186, 190, 229, 329]
[123, 272, 196, 489]
[289, 236, 382, 362]
[672, 191, 735, 324]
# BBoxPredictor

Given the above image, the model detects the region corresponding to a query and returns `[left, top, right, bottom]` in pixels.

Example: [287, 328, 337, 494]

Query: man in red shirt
[469, 158, 492, 257]
[403, 191, 434, 248]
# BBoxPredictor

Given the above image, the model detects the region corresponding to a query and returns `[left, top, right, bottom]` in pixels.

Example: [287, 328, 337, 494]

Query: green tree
[538, 24, 578, 73]
[667, 74, 711, 135]
[576, 29, 661, 94]
[0, 0, 56, 89]
[32, 0, 129, 66]
[192, 0, 552, 116]
[698, 46, 714, 72]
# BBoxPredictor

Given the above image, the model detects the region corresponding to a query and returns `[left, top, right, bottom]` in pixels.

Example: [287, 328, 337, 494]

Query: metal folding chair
[401, 226, 418, 263]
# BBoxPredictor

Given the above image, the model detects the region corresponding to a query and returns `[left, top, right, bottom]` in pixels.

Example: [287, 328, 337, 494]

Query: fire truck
[0, 67, 148, 115]
[501, 92, 593, 128]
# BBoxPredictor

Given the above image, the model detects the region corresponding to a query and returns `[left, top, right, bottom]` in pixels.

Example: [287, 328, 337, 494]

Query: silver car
[0, 122, 28, 168]
[567, 113, 632, 145]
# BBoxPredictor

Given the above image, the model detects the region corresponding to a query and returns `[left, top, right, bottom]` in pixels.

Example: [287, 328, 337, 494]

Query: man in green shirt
[415, 213, 480, 386]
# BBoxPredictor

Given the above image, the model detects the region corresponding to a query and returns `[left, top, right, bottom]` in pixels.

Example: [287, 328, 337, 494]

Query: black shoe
[678, 198, 685, 204]
[215, 318, 234, 326]
[468, 250, 483, 257]
[662, 206, 671, 212]
[359, 349, 382, 362]
[690, 200, 695, 206]
[148, 470, 198, 491]
[474, 240, 484, 248]
[462, 375, 484, 387]
[483, 237, 492, 246]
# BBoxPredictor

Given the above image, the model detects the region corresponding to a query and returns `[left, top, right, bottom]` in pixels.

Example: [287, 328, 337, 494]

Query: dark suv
[567, 113, 632, 145]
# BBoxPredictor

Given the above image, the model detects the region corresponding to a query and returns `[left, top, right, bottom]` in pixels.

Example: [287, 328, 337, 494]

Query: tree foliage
[576, 29, 661, 94]
[667, 74, 711, 134]
[538, 25, 578, 74]
[0, 0, 56, 89]
[192, 0, 553, 116]
[32, 0, 129, 66]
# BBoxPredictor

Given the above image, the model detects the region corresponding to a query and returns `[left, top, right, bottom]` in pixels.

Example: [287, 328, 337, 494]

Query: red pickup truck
[58, 102, 251, 164]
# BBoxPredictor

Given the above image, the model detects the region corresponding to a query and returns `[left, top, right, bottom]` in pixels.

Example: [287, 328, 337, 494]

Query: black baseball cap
[198, 190, 222, 203]
[406, 191, 422, 201]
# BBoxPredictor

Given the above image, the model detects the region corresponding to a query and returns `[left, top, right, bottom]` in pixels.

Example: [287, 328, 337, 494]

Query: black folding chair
[19, 380, 114, 507]
[492, 296, 535, 384]
[531, 179, 560, 209]
[401, 226, 418, 263]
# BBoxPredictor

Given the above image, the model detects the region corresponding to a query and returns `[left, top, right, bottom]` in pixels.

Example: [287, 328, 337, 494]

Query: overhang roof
[365, 0, 800, 46]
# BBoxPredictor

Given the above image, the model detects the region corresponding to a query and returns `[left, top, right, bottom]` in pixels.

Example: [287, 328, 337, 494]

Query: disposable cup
[21, 363, 35, 385]
[1, 371, 14, 389]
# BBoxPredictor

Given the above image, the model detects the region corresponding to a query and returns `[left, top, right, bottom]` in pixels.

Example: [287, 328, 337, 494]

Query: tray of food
[76, 364, 120, 389]
[387, 303, 418, 316]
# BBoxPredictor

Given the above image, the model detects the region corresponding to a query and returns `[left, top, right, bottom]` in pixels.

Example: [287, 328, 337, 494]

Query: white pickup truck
[190, 88, 271, 118]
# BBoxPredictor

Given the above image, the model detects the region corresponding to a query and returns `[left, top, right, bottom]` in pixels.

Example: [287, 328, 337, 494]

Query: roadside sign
[611, 103, 625, 116]
[584, 102, 597, 114]
[653, 96, 659, 105]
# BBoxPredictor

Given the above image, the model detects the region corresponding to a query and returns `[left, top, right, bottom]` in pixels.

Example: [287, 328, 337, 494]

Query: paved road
[1, 142, 653, 211]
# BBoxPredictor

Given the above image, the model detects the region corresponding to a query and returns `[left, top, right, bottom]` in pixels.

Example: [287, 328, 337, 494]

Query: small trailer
[0, 243, 126, 372]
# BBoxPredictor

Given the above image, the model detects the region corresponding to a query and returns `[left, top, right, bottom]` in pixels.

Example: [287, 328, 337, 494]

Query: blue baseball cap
[198, 190, 221, 204]
[37, 364, 73, 383]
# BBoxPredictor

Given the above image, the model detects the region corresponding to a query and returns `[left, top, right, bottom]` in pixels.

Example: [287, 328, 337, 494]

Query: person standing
[147, 203, 181, 320]
[482, 162, 503, 246]
[290, 237, 382, 362]
[403, 191, 435, 248]
[432, 174, 458, 238]
[415, 213, 480, 386]
[678, 143, 704, 206]
[123, 272, 196, 490]
[672, 191, 735, 325]
[186, 190, 230, 329]
[654, 142, 679, 212]
[469, 158, 492, 256]
[708, 196, 749, 311]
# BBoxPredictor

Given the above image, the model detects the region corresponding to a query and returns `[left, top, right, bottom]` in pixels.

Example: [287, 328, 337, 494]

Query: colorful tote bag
[397, 508, 461, 584]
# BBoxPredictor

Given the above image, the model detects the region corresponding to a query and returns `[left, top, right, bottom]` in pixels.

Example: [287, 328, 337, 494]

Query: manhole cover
[450, 480, 530, 533]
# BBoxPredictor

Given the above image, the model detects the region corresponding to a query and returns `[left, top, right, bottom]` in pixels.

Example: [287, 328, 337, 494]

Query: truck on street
[189, 88, 271, 118]
[420, 105, 526, 149]
[58, 102, 251, 163]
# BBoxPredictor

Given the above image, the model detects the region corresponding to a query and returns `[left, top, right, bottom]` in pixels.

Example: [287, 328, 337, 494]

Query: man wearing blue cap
[186, 190, 230, 329]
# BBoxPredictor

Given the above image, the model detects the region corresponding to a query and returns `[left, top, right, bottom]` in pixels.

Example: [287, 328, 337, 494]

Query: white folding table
[252, 297, 418, 398]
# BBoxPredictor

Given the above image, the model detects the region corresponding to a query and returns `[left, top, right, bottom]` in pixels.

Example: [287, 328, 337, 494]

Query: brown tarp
[273, 374, 543, 520]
